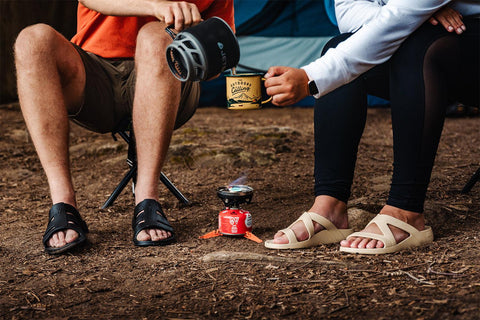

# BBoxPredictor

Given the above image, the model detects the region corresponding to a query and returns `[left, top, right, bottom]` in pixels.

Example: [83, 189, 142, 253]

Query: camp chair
[102, 119, 190, 209]
[461, 167, 480, 194]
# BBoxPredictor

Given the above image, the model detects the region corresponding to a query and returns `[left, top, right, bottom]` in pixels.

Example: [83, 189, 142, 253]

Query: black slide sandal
[42, 203, 89, 255]
[132, 199, 176, 246]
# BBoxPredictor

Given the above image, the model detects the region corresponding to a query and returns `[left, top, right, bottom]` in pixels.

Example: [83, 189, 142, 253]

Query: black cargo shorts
[70, 44, 200, 133]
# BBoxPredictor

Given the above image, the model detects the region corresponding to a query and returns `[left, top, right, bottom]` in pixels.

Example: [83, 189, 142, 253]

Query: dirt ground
[0, 102, 479, 320]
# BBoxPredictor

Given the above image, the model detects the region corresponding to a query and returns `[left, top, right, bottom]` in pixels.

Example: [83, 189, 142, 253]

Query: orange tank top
[71, 0, 235, 58]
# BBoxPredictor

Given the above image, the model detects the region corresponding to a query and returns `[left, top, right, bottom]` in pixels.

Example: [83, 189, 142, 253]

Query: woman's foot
[270, 195, 349, 244]
[340, 205, 425, 249]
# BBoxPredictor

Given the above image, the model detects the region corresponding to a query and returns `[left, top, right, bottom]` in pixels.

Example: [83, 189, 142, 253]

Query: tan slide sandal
[339, 214, 434, 255]
[264, 212, 353, 249]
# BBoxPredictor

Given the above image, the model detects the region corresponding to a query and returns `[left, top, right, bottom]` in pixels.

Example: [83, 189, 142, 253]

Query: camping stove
[200, 185, 262, 243]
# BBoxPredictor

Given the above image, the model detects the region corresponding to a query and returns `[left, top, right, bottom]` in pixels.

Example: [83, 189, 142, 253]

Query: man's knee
[135, 21, 173, 59]
[14, 24, 60, 63]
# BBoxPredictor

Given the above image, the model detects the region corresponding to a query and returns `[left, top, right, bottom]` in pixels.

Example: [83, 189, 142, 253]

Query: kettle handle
[165, 25, 177, 40]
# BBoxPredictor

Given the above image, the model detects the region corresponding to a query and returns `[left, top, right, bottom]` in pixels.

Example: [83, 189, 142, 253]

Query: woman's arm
[335, 0, 383, 33]
[302, 0, 453, 98]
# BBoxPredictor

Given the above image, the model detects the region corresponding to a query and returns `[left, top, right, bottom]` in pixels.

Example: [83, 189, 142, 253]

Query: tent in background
[199, 0, 389, 108]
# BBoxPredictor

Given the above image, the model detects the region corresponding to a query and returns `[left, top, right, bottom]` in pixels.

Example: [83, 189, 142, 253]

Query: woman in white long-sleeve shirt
[263, 0, 479, 254]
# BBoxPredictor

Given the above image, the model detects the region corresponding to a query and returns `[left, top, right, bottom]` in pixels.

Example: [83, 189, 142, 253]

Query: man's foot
[340, 205, 425, 250]
[43, 203, 89, 255]
[132, 199, 176, 246]
[48, 229, 80, 248]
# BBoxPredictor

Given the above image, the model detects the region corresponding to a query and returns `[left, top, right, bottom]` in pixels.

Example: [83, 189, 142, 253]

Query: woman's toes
[366, 239, 378, 249]
[376, 240, 384, 248]
[358, 238, 370, 249]
[273, 232, 288, 244]
[350, 237, 362, 248]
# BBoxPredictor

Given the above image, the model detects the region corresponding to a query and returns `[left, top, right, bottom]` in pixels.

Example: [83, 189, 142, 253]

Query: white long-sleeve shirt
[301, 0, 480, 98]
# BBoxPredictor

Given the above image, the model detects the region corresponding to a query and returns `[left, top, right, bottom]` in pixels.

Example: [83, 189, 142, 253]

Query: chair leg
[461, 167, 480, 194]
[102, 164, 137, 209]
[160, 172, 191, 205]
[103, 126, 191, 208]
[102, 166, 190, 208]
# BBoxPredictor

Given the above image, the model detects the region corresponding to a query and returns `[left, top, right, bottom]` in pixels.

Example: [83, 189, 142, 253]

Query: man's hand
[264, 66, 310, 107]
[429, 6, 465, 34]
[155, 1, 202, 31]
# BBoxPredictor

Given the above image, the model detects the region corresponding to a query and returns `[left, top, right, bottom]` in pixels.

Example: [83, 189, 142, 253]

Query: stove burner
[217, 185, 253, 208]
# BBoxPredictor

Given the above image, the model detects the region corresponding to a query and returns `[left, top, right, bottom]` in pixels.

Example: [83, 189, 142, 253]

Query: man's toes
[144, 229, 171, 241]
[49, 232, 67, 248]
[136, 229, 150, 241]
[48, 233, 59, 248]
[149, 229, 165, 241]
[65, 229, 79, 243]
[376, 240, 384, 248]
[146, 229, 157, 241]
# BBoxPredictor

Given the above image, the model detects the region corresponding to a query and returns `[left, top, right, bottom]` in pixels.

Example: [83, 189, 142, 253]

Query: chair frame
[102, 125, 190, 208]
[461, 167, 480, 194]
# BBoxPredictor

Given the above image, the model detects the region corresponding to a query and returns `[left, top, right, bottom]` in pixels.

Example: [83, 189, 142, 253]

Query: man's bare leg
[14, 24, 86, 248]
[132, 22, 181, 242]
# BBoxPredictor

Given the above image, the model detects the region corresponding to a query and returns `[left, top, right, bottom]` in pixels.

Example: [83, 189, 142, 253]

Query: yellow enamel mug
[226, 73, 272, 110]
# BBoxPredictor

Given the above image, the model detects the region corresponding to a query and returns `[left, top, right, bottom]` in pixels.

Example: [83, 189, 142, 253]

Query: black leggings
[314, 17, 479, 213]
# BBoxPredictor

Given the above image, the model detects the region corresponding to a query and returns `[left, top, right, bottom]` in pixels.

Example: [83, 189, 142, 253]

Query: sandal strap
[286, 211, 338, 241]
[42, 203, 88, 246]
[132, 199, 174, 237]
[346, 214, 421, 247]
[279, 227, 298, 244]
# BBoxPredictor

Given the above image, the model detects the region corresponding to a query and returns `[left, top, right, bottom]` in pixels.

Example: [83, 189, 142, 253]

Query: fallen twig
[201, 251, 347, 266]
[401, 271, 434, 285]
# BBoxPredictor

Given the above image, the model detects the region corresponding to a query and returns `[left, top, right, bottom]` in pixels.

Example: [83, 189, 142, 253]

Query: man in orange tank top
[14, 0, 235, 254]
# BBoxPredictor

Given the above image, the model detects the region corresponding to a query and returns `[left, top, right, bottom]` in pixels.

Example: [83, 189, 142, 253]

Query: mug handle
[261, 77, 273, 105]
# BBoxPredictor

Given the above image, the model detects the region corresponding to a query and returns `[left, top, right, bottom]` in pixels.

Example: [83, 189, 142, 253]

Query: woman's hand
[429, 6, 465, 34]
[264, 66, 310, 107]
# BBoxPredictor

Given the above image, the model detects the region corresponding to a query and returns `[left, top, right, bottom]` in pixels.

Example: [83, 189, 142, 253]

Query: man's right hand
[154, 1, 202, 31]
